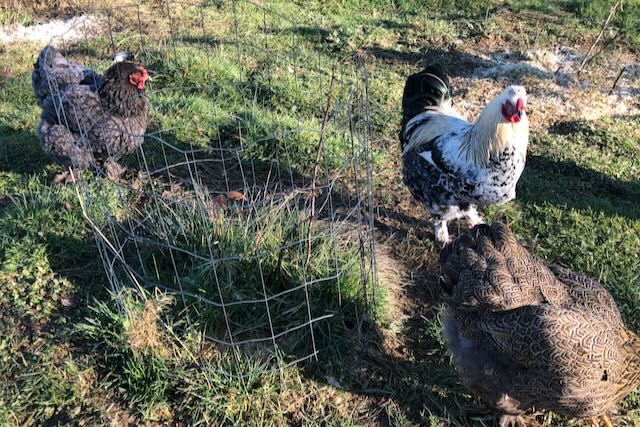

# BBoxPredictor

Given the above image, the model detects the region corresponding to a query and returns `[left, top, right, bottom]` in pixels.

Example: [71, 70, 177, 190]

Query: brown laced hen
[439, 222, 640, 427]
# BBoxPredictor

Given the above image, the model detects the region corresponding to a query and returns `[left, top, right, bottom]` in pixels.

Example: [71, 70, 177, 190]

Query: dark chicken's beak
[517, 109, 522, 118]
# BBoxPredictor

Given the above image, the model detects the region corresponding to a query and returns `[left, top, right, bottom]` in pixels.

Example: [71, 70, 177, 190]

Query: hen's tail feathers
[33, 45, 66, 105]
[32, 45, 102, 106]
[400, 64, 451, 145]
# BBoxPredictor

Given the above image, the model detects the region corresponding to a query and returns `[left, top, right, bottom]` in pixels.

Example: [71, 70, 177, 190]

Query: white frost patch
[523, 46, 581, 74]
[0, 14, 100, 45]
[477, 48, 582, 85]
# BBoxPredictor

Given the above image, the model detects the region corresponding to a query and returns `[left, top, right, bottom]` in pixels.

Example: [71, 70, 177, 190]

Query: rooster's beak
[516, 98, 525, 118]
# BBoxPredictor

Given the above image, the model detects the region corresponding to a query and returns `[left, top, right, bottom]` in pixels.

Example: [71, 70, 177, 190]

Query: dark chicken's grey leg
[104, 161, 128, 181]
[499, 415, 527, 427]
[52, 167, 79, 185]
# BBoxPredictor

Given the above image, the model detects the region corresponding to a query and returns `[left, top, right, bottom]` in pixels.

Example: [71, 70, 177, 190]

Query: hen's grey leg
[499, 415, 526, 427]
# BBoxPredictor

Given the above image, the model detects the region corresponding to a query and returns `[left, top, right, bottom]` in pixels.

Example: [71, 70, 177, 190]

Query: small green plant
[0, 238, 72, 320]
[76, 293, 179, 414]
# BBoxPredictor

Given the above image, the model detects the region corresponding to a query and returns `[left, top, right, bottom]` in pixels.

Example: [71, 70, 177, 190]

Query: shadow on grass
[257, 20, 572, 89]
[299, 184, 477, 424]
[0, 125, 50, 176]
[519, 154, 640, 220]
[303, 251, 476, 426]
[363, 45, 573, 85]
[262, 25, 333, 44]
[44, 232, 106, 294]
[374, 18, 414, 30]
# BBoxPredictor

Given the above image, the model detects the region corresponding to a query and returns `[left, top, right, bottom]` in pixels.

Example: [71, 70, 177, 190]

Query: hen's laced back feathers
[440, 222, 640, 420]
[441, 223, 569, 311]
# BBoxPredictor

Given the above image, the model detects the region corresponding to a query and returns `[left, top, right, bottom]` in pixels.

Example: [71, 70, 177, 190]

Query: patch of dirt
[447, 45, 639, 130]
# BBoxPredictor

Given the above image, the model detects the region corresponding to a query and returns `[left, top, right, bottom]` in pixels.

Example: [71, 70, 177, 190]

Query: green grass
[511, 0, 640, 46]
[1, 0, 640, 425]
[105, 192, 379, 353]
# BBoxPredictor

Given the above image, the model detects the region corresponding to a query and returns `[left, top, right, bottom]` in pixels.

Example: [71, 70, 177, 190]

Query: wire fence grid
[45, 0, 379, 374]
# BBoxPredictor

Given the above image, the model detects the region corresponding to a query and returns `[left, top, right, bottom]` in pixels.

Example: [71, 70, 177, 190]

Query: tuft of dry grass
[2, 0, 97, 14]
[125, 295, 172, 358]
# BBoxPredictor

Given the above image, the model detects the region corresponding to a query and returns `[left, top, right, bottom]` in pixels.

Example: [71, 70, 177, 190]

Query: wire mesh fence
[45, 0, 378, 374]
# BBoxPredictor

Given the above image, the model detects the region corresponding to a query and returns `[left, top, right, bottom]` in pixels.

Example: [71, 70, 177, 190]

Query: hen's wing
[32, 46, 102, 106]
[36, 120, 93, 169]
[40, 85, 103, 135]
[450, 304, 628, 416]
[549, 264, 624, 325]
[40, 84, 147, 161]
[441, 222, 570, 311]
[475, 305, 621, 371]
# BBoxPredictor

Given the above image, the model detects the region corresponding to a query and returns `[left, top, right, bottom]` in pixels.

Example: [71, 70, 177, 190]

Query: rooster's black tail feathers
[400, 64, 451, 146]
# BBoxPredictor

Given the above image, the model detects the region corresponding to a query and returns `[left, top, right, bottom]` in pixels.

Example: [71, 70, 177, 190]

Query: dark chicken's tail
[32, 46, 66, 105]
[399, 64, 451, 147]
[32, 45, 102, 106]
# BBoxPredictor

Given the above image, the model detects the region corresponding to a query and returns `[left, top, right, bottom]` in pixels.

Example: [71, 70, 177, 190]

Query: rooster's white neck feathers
[404, 86, 529, 168]
[460, 90, 528, 167]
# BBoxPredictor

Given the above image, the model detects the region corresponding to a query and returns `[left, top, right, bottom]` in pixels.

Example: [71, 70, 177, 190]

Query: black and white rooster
[400, 65, 528, 244]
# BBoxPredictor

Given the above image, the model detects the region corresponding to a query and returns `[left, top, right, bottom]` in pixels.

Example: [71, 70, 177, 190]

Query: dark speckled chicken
[33, 46, 149, 182]
[439, 222, 640, 427]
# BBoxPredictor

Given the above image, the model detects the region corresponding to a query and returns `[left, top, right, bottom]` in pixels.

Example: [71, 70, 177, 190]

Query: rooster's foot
[434, 221, 453, 245]
[464, 208, 483, 228]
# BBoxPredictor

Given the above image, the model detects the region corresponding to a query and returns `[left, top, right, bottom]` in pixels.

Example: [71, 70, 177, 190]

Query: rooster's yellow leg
[590, 417, 598, 427]
[600, 415, 613, 427]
